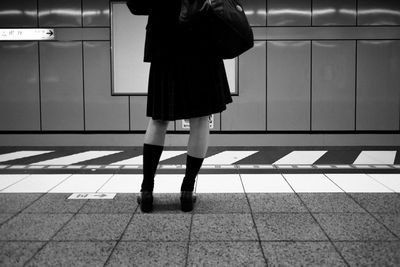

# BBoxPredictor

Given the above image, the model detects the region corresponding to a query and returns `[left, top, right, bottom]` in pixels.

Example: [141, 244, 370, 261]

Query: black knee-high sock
[141, 143, 164, 192]
[181, 154, 204, 192]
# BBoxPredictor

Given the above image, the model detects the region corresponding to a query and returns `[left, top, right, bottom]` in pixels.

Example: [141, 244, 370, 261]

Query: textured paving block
[254, 213, 328, 241]
[0, 241, 44, 267]
[191, 214, 258, 241]
[335, 242, 400, 266]
[0, 193, 43, 213]
[0, 213, 13, 225]
[122, 214, 191, 241]
[53, 214, 131, 241]
[193, 193, 251, 213]
[373, 213, 400, 238]
[107, 241, 186, 266]
[188, 241, 266, 266]
[26, 241, 115, 267]
[298, 193, 365, 213]
[23, 193, 86, 213]
[247, 193, 307, 212]
[350, 193, 400, 213]
[79, 194, 137, 214]
[0, 214, 73, 241]
[135, 193, 186, 214]
[314, 213, 398, 241]
[261, 242, 346, 266]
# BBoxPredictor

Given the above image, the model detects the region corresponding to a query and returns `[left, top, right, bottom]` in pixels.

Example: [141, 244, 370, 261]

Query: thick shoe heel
[180, 191, 196, 212]
[137, 191, 153, 213]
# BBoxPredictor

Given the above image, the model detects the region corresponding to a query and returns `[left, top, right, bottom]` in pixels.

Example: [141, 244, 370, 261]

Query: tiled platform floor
[0, 192, 399, 266]
[1, 147, 399, 266]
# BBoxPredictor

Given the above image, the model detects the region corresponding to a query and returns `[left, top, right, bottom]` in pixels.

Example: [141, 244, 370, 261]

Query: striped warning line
[0, 164, 399, 170]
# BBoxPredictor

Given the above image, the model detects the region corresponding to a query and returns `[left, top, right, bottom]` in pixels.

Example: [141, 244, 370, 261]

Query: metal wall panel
[242, 0, 266, 26]
[38, 0, 82, 27]
[0, 0, 37, 27]
[267, 0, 311, 26]
[312, 41, 356, 130]
[222, 41, 266, 131]
[40, 42, 84, 130]
[83, 0, 109, 27]
[83, 41, 129, 130]
[357, 40, 400, 131]
[358, 0, 400, 25]
[267, 41, 311, 131]
[0, 42, 40, 130]
[312, 0, 356, 26]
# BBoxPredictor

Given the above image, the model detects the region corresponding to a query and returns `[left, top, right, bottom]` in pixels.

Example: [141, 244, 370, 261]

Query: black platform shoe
[180, 191, 197, 212]
[137, 191, 153, 212]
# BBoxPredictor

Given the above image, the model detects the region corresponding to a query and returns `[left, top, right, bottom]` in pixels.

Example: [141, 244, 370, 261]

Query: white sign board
[68, 193, 116, 199]
[0, 29, 55, 41]
[182, 114, 214, 129]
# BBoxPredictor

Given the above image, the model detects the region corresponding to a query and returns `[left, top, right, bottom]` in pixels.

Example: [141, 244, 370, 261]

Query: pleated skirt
[146, 57, 233, 121]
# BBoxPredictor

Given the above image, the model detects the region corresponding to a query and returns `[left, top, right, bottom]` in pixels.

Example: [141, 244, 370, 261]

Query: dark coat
[127, 0, 218, 62]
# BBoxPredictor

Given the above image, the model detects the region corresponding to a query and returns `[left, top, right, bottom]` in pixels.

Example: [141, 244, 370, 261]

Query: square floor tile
[247, 193, 307, 212]
[193, 193, 251, 213]
[0, 241, 44, 266]
[0, 174, 30, 191]
[350, 193, 400, 213]
[373, 213, 400, 237]
[188, 241, 266, 266]
[240, 174, 293, 193]
[2, 174, 71, 193]
[0, 213, 73, 241]
[153, 174, 185, 193]
[23, 193, 86, 213]
[367, 174, 400, 192]
[98, 174, 141, 193]
[49, 174, 113, 193]
[0, 193, 43, 213]
[122, 214, 191, 241]
[53, 214, 131, 241]
[254, 213, 328, 241]
[0, 213, 14, 225]
[283, 174, 343, 193]
[326, 174, 393, 192]
[79, 194, 137, 214]
[334, 241, 400, 266]
[26, 241, 115, 267]
[261, 242, 346, 266]
[313, 213, 398, 241]
[191, 214, 258, 241]
[196, 174, 244, 193]
[107, 241, 186, 267]
[298, 193, 365, 213]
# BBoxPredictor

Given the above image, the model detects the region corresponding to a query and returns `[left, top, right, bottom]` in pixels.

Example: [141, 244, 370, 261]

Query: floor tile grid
[21, 197, 94, 266]
[236, 172, 279, 266]
[275, 173, 352, 266]
[0, 193, 45, 229]
[321, 173, 400, 241]
[101, 205, 141, 267]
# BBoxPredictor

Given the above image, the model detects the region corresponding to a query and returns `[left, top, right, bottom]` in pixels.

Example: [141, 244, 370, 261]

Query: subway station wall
[0, 0, 400, 132]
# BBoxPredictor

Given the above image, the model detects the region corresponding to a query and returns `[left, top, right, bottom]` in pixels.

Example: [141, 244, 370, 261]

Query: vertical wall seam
[310, 40, 313, 131]
[355, 40, 358, 131]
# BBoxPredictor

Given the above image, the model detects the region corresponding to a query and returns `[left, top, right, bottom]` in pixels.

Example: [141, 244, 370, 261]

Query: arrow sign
[68, 193, 116, 199]
[0, 28, 55, 41]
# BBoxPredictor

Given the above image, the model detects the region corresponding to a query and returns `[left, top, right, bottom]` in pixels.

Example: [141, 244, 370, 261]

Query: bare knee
[150, 119, 169, 130]
[189, 115, 209, 129]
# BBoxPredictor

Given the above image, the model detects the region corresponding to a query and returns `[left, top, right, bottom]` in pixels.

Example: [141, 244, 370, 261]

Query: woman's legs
[181, 115, 210, 192]
[140, 118, 169, 192]
[188, 115, 210, 158]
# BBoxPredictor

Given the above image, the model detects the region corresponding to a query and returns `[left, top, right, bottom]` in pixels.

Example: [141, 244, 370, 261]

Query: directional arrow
[46, 30, 54, 36]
